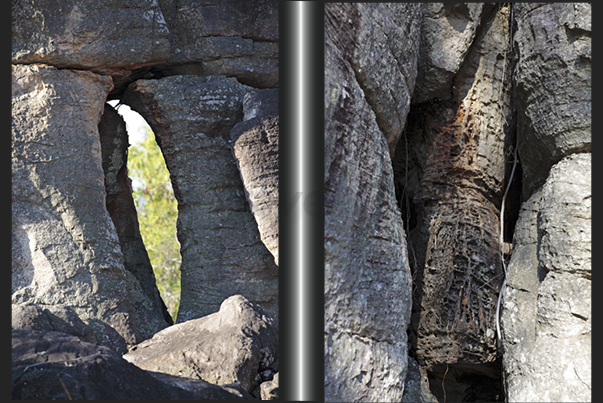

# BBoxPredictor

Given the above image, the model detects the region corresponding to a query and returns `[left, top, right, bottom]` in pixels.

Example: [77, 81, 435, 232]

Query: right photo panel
[324, 3, 591, 403]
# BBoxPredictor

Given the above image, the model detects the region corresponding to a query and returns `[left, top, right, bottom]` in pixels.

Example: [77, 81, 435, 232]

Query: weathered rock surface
[396, 3, 511, 371]
[401, 357, 438, 403]
[513, 3, 591, 199]
[12, 64, 169, 353]
[324, 3, 417, 401]
[12, 328, 245, 400]
[413, 3, 485, 104]
[12, 0, 170, 95]
[157, 0, 278, 88]
[123, 295, 278, 394]
[501, 153, 591, 402]
[337, 2, 421, 155]
[123, 75, 279, 323]
[260, 371, 279, 400]
[231, 89, 279, 265]
[99, 103, 172, 325]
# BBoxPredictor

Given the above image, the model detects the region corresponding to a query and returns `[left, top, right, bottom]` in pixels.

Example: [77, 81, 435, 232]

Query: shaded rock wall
[324, 3, 419, 401]
[396, 3, 511, 372]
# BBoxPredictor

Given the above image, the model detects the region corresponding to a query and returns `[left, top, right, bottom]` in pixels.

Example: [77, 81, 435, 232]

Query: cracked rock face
[123, 75, 279, 323]
[11, 64, 169, 353]
[324, 3, 417, 401]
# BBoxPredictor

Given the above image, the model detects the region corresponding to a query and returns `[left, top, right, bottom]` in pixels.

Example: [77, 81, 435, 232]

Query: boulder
[230, 89, 279, 265]
[12, 328, 245, 400]
[413, 3, 485, 104]
[123, 295, 278, 394]
[513, 3, 591, 198]
[123, 75, 279, 323]
[501, 153, 591, 402]
[99, 103, 173, 325]
[12, 64, 169, 353]
[157, 0, 278, 88]
[11, 0, 170, 95]
[324, 3, 417, 401]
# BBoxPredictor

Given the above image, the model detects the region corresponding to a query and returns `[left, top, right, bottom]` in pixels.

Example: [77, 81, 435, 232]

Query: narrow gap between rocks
[108, 100, 182, 323]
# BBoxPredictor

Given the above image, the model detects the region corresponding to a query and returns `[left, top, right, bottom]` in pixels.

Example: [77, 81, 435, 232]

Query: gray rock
[12, 0, 170, 95]
[99, 103, 173, 325]
[123, 295, 278, 394]
[413, 3, 485, 104]
[12, 328, 244, 400]
[324, 4, 415, 401]
[260, 371, 279, 400]
[340, 3, 421, 155]
[231, 89, 279, 265]
[157, 0, 278, 88]
[401, 357, 438, 403]
[12, 64, 169, 352]
[501, 153, 591, 402]
[123, 75, 278, 323]
[514, 3, 591, 199]
[397, 4, 511, 370]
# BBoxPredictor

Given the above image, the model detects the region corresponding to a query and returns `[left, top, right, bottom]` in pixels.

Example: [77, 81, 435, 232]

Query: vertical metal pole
[280, 1, 324, 401]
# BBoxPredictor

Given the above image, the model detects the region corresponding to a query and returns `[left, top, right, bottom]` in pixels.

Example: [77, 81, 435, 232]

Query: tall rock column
[12, 64, 169, 353]
[324, 3, 419, 401]
[123, 75, 279, 323]
[500, 4, 591, 401]
[394, 3, 512, 375]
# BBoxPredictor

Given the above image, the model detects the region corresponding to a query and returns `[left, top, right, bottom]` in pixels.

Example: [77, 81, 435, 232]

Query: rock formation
[327, 2, 590, 402]
[122, 76, 279, 323]
[399, 2, 511, 374]
[12, 64, 170, 352]
[499, 4, 591, 401]
[231, 89, 280, 266]
[324, 3, 419, 401]
[13, 0, 279, 399]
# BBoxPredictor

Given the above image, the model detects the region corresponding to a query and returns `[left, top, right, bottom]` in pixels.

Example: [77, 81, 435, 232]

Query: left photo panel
[12, 0, 280, 400]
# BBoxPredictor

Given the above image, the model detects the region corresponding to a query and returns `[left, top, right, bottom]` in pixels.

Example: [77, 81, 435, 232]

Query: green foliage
[128, 127, 181, 322]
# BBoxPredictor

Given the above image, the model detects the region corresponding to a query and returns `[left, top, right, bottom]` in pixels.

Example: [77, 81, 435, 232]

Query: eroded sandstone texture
[12, 64, 170, 352]
[231, 89, 279, 266]
[499, 5, 591, 401]
[324, 3, 419, 401]
[123, 76, 279, 323]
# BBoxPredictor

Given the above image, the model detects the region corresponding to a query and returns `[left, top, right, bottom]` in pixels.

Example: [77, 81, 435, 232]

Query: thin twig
[496, 3, 516, 346]
[22, 353, 113, 373]
[442, 363, 449, 403]
[57, 374, 72, 400]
